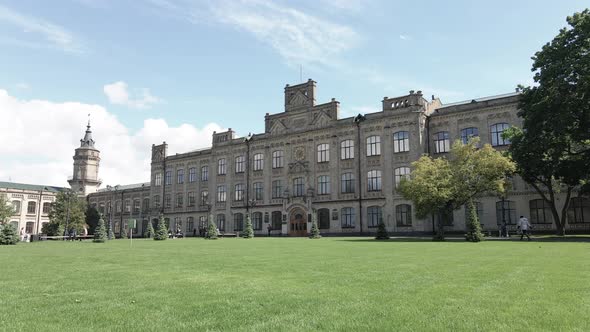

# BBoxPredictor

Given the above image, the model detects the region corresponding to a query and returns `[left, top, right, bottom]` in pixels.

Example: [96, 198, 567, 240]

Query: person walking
[267, 224, 272, 237]
[517, 216, 532, 241]
[20, 228, 25, 242]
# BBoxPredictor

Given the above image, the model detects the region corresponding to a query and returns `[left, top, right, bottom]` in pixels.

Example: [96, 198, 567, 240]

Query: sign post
[128, 219, 136, 247]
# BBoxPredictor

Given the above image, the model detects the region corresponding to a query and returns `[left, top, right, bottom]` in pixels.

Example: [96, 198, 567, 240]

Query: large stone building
[84, 79, 589, 237]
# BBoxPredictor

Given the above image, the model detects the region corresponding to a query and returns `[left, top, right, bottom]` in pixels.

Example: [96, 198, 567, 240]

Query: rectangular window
[187, 192, 196, 206]
[460, 127, 479, 145]
[133, 199, 140, 213]
[367, 170, 382, 192]
[153, 195, 160, 209]
[393, 131, 410, 153]
[235, 156, 245, 173]
[272, 180, 283, 199]
[341, 207, 355, 228]
[143, 198, 150, 211]
[27, 201, 36, 214]
[26, 221, 34, 234]
[176, 193, 183, 207]
[124, 200, 131, 213]
[568, 197, 590, 223]
[340, 140, 354, 160]
[341, 173, 355, 193]
[367, 206, 382, 228]
[234, 184, 244, 201]
[234, 213, 244, 231]
[42, 202, 51, 214]
[318, 176, 330, 195]
[529, 199, 553, 224]
[186, 217, 194, 233]
[254, 153, 264, 171]
[394, 167, 411, 188]
[254, 182, 263, 201]
[396, 204, 412, 226]
[217, 214, 225, 231]
[200, 191, 209, 206]
[217, 159, 226, 175]
[434, 132, 450, 153]
[165, 171, 172, 185]
[164, 195, 171, 208]
[317, 143, 330, 163]
[155, 172, 162, 186]
[201, 166, 208, 181]
[293, 178, 305, 197]
[252, 212, 263, 230]
[177, 169, 184, 184]
[496, 200, 516, 225]
[271, 211, 282, 230]
[272, 150, 284, 168]
[366, 136, 381, 156]
[491, 123, 510, 146]
[217, 185, 226, 202]
[188, 167, 197, 182]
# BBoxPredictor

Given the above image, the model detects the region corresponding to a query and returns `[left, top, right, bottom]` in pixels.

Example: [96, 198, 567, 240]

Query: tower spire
[80, 115, 95, 148]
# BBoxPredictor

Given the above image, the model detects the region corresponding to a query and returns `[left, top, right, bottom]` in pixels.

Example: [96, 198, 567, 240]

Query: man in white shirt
[517, 216, 532, 241]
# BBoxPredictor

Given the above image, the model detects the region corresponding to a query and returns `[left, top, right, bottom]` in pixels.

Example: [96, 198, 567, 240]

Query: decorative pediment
[289, 91, 308, 107]
[310, 111, 333, 128]
[270, 120, 288, 134]
[288, 161, 310, 174]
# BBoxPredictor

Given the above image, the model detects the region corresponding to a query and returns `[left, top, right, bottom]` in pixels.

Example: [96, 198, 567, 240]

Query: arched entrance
[289, 208, 307, 237]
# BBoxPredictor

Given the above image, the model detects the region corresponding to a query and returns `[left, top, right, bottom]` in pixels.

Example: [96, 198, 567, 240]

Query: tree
[44, 191, 86, 236]
[144, 220, 154, 238]
[0, 223, 19, 245]
[400, 139, 515, 240]
[309, 210, 321, 239]
[85, 206, 100, 235]
[0, 195, 13, 225]
[505, 10, 590, 235]
[207, 213, 218, 239]
[465, 199, 484, 242]
[375, 220, 390, 240]
[242, 214, 254, 239]
[154, 214, 168, 240]
[93, 216, 107, 243]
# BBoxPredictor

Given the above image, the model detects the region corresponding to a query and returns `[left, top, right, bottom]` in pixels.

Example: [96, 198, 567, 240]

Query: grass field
[1, 237, 589, 331]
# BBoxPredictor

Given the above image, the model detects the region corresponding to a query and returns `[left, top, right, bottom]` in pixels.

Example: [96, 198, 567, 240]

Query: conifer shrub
[144, 220, 154, 238]
[0, 223, 19, 245]
[309, 211, 321, 239]
[465, 199, 484, 242]
[154, 214, 168, 241]
[93, 216, 107, 243]
[207, 214, 218, 240]
[242, 214, 254, 239]
[375, 219, 390, 240]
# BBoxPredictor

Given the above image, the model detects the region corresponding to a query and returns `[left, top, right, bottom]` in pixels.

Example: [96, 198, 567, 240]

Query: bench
[219, 233, 237, 238]
[40, 235, 93, 241]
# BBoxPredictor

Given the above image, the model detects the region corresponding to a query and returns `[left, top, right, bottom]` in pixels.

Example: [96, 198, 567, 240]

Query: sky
[0, 0, 586, 187]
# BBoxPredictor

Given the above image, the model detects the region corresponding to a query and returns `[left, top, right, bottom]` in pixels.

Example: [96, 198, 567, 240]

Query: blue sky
[0, 0, 587, 186]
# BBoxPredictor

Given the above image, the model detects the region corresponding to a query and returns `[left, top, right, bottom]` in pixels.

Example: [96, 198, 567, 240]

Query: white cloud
[15, 82, 30, 90]
[399, 34, 411, 41]
[319, 0, 364, 12]
[103, 81, 161, 109]
[0, 89, 223, 187]
[0, 4, 81, 52]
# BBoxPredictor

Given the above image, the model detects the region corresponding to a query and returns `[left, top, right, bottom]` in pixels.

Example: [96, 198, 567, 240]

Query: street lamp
[63, 189, 72, 240]
[353, 114, 366, 235]
[106, 184, 120, 240]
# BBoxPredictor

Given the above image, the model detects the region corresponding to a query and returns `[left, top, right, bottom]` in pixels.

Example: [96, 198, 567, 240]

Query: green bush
[375, 221, 390, 240]
[144, 220, 154, 238]
[309, 211, 321, 239]
[93, 216, 107, 243]
[207, 214, 218, 240]
[242, 214, 254, 239]
[465, 200, 484, 242]
[154, 214, 168, 241]
[0, 223, 19, 245]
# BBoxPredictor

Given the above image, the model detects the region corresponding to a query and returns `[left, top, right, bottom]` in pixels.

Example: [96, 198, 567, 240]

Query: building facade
[87, 79, 590, 236]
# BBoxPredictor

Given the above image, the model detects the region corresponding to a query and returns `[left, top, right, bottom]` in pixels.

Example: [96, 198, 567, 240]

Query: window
[464, 201, 483, 222]
[165, 171, 172, 185]
[318, 176, 330, 195]
[272, 150, 284, 168]
[176, 193, 183, 208]
[164, 195, 171, 208]
[341, 207, 355, 228]
[199, 216, 207, 229]
[234, 184, 244, 201]
[235, 156, 245, 173]
[437, 209, 454, 226]
[433, 131, 450, 153]
[189, 167, 197, 182]
[124, 199, 131, 213]
[12, 201, 20, 214]
[217, 185, 226, 202]
[529, 199, 553, 224]
[272, 180, 283, 199]
[173, 217, 182, 232]
[187, 192, 195, 207]
[186, 217, 194, 233]
[42, 202, 51, 214]
[318, 208, 330, 229]
[393, 131, 410, 153]
[317, 144, 329, 163]
[254, 182, 263, 201]
[394, 167, 411, 188]
[217, 159, 226, 175]
[115, 201, 122, 213]
[367, 170, 382, 192]
[133, 199, 140, 213]
[98, 203, 105, 215]
[366, 136, 381, 156]
[217, 214, 225, 231]
[491, 123, 510, 146]
[340, 140, 354, 160]
[200, 191, 209, 206]
[460, 127, 479, 145]
[271, 211, 282, 230]
[367, 206, 382, 228]
[26, 221, 34, 234]
[27, 201, 36, 214]
[496, 200, 516, 225]
[293, 178, 305, 197]
[153, 195, 160, 209]
[177, 169, 184, 184]
[155, 172, 162, 186]
[201, 166, 209, 181]
[234, 213, 244, 231]
[396, 204, 412, 226]
[568, 197, 590, 223]
[252, 212, 263, 230]
[341, 173, 355, 193]
[254, 153, 264, 171]
[143, 198, 150, 211]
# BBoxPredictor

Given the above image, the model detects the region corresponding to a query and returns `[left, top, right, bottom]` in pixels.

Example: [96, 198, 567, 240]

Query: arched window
[340, 140, 354, 159]
[217, 158, 226, 175]
[367, 170, 382, 192]
[254, 153, 264, 171]
[201, 166, 209, 181]
[367, 206, 382, 228]
[393, 131, 410, 153]
[433, 131, 450, 153]
[186, 217, 194, 233]
[366, 136, 381, 156]
[272, 180, 283, 199]
[341, 207, 355, 228]
[529, 199, 553, 224]
[394, 167, 410, 188]
[317, 143, 330, 163]
[234, 213, 244, 231]
[216, 214, 225, 231]
[318, 208, 330, 229]
[177, 168, 184, 184]
[235, 155, 245, 173]
[11, 201, 20, 214]
[341, 172, 355, 193]
[272, 150, 284, 168]
[460, 127, 479, 144]
[490, 123, 510, 146]
[317, 176, 330, 195]
[568, 197, 590, 223]
[496, 200, 516, 225]
[271, 211, 282, 230]
[254, 182, 264, 201]
[396, 204, 412, 226]
[252, 212, 263, 230]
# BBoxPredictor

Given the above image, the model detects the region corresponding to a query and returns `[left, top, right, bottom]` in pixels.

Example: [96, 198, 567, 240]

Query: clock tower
[68, 120, 102, 196]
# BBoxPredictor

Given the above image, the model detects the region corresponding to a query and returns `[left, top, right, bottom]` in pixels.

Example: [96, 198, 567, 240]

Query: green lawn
[1, 237, 589, 331]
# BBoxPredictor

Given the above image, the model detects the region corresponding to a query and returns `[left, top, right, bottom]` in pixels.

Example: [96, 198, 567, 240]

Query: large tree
[85, 205, 100, 235]
[505, 10, 590, 235]
[400, 139, 515, 240]
[0, 195, 13, 225]
[43, 191, 86, 236]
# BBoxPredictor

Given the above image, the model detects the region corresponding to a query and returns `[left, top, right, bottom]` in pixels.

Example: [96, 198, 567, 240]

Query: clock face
[295, 147, 305, 161]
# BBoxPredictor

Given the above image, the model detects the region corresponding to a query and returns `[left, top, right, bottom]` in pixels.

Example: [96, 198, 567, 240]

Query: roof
[0, 181, 67, 193]
[437, 92, 520, 109]
[97, 182, 150, 192]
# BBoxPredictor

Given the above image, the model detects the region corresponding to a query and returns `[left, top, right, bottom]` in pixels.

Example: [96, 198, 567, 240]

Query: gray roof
[437, 92, 520, 109]
[97, 182, 150, 192]
[0, 181, 67, 193]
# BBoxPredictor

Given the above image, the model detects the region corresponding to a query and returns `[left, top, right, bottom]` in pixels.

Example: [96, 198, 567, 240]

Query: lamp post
[106, 184, 120, 240]
[353, 113, 366, 235]
[244, 133, 253, 214]
[63, 189, 71, 239]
